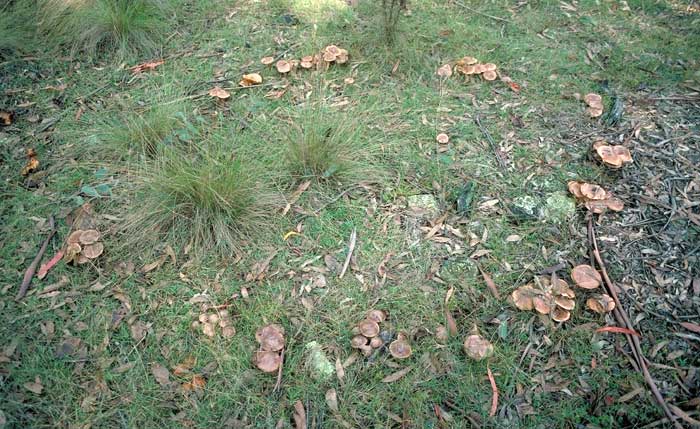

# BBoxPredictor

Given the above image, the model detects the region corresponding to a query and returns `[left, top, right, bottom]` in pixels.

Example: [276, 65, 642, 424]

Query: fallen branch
[17, 216, 57, 300]
[339, 228, 357, 279]
[274, 347, 285, 392]
[589, 218, 683, 428]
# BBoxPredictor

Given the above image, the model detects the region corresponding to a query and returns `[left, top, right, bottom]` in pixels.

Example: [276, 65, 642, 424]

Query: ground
[1, 0, 699, 428]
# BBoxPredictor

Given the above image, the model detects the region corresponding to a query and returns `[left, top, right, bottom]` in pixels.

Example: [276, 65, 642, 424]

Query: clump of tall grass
[37, 0, 168, 59]
[0, 3, 36, 58]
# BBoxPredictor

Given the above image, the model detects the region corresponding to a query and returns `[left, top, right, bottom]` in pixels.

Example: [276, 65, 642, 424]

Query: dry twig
[17, 216, 57, 300]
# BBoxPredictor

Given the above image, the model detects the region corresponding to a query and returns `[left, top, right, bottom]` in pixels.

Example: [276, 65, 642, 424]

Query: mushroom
[63, 242, 82, 263]
[202, 323, 215, 337]
[79, 229, 100, 245]
[584, 93, 602, 107]
[460, 56, 478, 65]
[435, 325, 448, 344]
[239, 73, 263, 87]
[551, 306, 571, 323]
[512, 284, 536, 311]
[436, 64, 452, 78]
[275, 60, 292, 74]
[254, 350, 282, 373]
[300, 55, 314, 69]
[260, 56, 275, 66]
[571, 265, 602, 289]
[256, 324, 285, 351]
[586, 294, 616, 314]
[322, 50, 336, 63]
[533, 296, 552, 314]
[209, 86, 230, 106]
[351, 334, 369, 348]
[567, 181, 584, 199]
[388, 339, 412, 359]
[335, 49, 349, 64]
[208, 313, 220, 324]
[555, 296, 575, 311]
[358, 319, 380, 338]
[366, 309, 387, 323]
[604, 197, 624, 212]
[82, 242, 104, 259]
[198, 314, 209, 323]
[482, 70, 497, 81]
[369, 337, 384, 348]
[580, 183, 607, 200]
[221, 326, 236, 338]
[482, 63, 497, 72]
[613, 146, 632, 163]
[461, 65, 477, 75]
[436, 133, 449, 144]
[463, 334, 493, 361]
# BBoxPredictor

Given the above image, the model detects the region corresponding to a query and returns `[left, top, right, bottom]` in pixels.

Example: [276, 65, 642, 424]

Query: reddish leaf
[37, 250, 64, 279]
[596, 326, 641, 337]
[679, 322, 700, 334]
[487, 366, 498, 417]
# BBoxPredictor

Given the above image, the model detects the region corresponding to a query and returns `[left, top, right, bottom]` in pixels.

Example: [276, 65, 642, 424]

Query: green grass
[1, 0, 698, 427]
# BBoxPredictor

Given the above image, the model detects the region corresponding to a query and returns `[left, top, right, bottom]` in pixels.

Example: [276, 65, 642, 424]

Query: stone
[542, 192, 576, 224]
[406, 194, 440, 219]
[305, 341, 334, 381]
[511, 195, 541, 221]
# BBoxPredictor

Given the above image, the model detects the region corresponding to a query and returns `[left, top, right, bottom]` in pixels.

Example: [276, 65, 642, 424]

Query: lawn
[1, 0, 699, 428]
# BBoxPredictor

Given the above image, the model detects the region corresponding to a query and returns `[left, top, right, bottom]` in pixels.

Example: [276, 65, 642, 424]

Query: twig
[454, 0, 511, 23]
[487, 366, 498, 417]
[475, 114, 506, 169]
[588, 218, 683, 428]
[17, 216, 56, 300]
[273, 348, 284, 392]
[339, 228, 357, 279]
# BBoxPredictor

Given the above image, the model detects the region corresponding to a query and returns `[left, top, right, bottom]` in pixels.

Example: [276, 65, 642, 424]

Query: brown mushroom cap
[533, 296, 552, 314]
[276, 60, 292, 73]
[366, 309, 387, 323]
[567, 181, 584, 199]
[483, 63, 497, 72]
[596, 145, 623, 168]
[555, 296, 576, 311]
[585, 200, 609, 214]
[78, 229, 100, 245]
[463, 334, 494, 360]
[605, 197, 624, 212]
[571, 265, 602, 289]
[208, 313, 220, 324]
[63, 242, 82, 263]
[436, 133, 450, 144]
[437, 64, 452, 78]
[580, 183, 607, 200]
[254, 350, 282, 373]
[239, 73, 263, 87]
[198, 314, 209, 323]
[202, 322, 216, 337]
[336, 49, 349, 64]
[325, 45, 341, 56]
[388, 339, 412, 359]
[300, 61, 314, 69]
[301, 55, 314, 63]
[358, 319, 380, 338]
[462, 56, 478, 65]
[435, 325, 448, 344]
[82, 242, 104, 259]
[221, 326, 236, 338]
[369, 336, 384, 348]
[209, 86, 230, 99]
[587, 106, 604, 118]
[256, 324, 285, 351]
[586, 294, 616, 314]
[261, 56, 275, 65]
[613, 146, 632, 163]
[584, 93, 603, 107]
[551, 306, 571, 322]
[482, 70, 498, 81]
[67, 230, 84, 244]
[322, 51, 337, 63]
[512, 284, 536, 311]
[351, 334, 369, 348]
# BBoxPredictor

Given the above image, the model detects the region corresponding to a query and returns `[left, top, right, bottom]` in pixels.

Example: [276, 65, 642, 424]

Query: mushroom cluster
[264, 45, 349, 76]
[192, 309, 235, 338]
[350, 310, 388, 357]
[583, 93, 604, 118]
[568, 181, 624, 214]
[511, 275, 577, 322]
[320, 44, 349, 65]
[454, 56, 498, 81]
[592, 140, 633, 169]
[253, 324, 285, 373]
[571, 264, 616, 315]
[63, 229, 104, 264]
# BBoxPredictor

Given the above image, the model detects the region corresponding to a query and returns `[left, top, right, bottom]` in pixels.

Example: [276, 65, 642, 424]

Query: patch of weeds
[37, 0, 169, 59]
[282, 105, 383, 187]
[121, 141, 277, 256]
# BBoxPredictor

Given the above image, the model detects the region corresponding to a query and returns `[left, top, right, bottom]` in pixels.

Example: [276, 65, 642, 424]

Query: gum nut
[366, 309, 387, 323]
[198, 314, 209, 323]
[351, 335, 369, 348]
[221, 326, 236, 338]
[78, 229, 100, 245]
[208, 313, 219, 324]
[369, 337, 384, 348]
[254, 350, 281, 373]
[358, 319, 380, 338]
[388, 339, 412, 359]
[202, 323, 215, 337]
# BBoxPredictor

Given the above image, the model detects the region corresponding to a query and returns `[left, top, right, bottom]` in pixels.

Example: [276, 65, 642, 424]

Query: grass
[0, 0, 698, 427]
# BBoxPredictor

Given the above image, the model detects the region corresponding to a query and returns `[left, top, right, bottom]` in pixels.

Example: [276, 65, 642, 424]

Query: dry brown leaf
[172, 356, 196, 376]
[151, 363, 171, 387]
[293, 400, 307, 429]
[325, 388, 339, 412]
[0, 110, 13, 125]
[478, 266, 500, 299]
[24, 377, 43, 394]
[130, 59, 164, 74]
[382, 366, 412, 383]
[680, 322, 700, 334]
[21, 154, 39, 176]
[182, 374, 206, 392]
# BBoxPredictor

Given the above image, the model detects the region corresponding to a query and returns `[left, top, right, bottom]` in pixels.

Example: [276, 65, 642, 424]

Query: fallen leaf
[130, 320, 150, 343]
[36, 250, 64, 279]
[325, 388, 339, 412]
[151, 363, 171, 387]
[24, 377, 43, 394]
[487, 366, 498, 417]
[382, 366, 412, 383]
[21, 154, 39, 176]
[478, 266, 500, 299]
[680, 322, 700, 334]
[173, 356, 197, 376]
[182, 374, 206, 392]
[282, 180, 311, 215]
[293, 400, 306, 429]
[335, 357, 345, 382]
[0, 111, 13, 125]
[130, 59, 164, 74]
[596, 326, 641, 337]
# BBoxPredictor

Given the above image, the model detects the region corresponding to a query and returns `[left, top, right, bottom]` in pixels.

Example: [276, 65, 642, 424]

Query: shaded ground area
[1, 0, 699, 428]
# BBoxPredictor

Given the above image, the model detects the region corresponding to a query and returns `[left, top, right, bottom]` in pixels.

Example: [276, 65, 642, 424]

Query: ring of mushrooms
[253, 324, 285, 373]
[63, 229, 104, 265]
[512, 275, 576, 322]
[568, 181, 624, 214]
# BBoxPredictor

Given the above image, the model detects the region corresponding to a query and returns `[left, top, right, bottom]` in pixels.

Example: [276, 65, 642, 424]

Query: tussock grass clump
[123, 144, 276, 255]
[0, 3, 36, 57]
[283, 107, 382, 186]
[38, 0, 168, 59]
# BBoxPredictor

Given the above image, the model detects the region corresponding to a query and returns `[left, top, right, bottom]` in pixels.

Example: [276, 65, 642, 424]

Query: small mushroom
[256, 324, 285, 351]
[351, 335, 369, 348]
[221, 326, 236, 338]
[586, 106, 604, 118]
[78, 229, 100, 245]
[209, 313, 220, 324]
[208, 86, 230, 101]
[325, 45, 341, 56]
[596, 145, 623, 168]
[260, 56, 275, 66]
[388, 339, 412, 359]
[482, 70, 497, 81]
[67, 230, 84, 244]
[369, 337, 384, 348]
[435, 325, 448, 344]
[436, 133, 450, 144]
[358, 319, 380, 338]
[436, 64, 452, 78]
[300, 56, 314, 69]
[276, 60, 292, 74]
[198, 314, 209, 323]
[202, 323, 215, 337]
[512, 284, 536, 311]
[613, 146, 632, 163]
[460, 56, 478, 65]
[587, 294, 616, 314]
[254, 350, 282, 373]
[580, 183, 607, 200]
[567, 181, 584, 199]
[239, 73, 263, 87]
[82, 242, 104, 259]
[63, 242, 82, 263]
[605, 197, 624, 212]
[482, 63, 497, 72]
[571, 265, 602, 289]
[555, 296, 575, 311]
[322, 50, 336, 63]
[551, 306, 571, 322]
[533, 296, 552, 314]
[463, 334, 494, 361]
[584, 93, 602, 107]
[335, 49, 349, 64]
[366, 309, 387, 323]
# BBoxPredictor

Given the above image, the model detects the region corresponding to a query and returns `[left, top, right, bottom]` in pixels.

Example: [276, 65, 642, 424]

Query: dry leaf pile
[568, 181, 624, 214]
[511, 275, 577, 322]
[583, 92, 604, 117]
[570, 264, 616, 314]
[192, 309, 235, 338]
[453, 56, 499, 81]
[21, 148, 39, 176]
[253, 324, 285, 373]
[63, 229, 104, 265]
[592, 140, 633, 168]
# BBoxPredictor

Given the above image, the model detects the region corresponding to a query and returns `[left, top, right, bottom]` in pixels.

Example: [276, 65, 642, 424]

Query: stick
[274, 347, 285, 392]
[487, 366, 498, 417]
[454, 0, 511, 23]
[17, 216, 57, 300]
[588, 218, 682, 428]
[339, 228, 357, 279]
